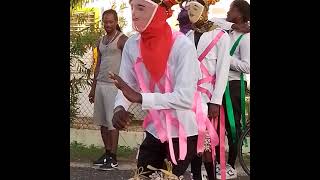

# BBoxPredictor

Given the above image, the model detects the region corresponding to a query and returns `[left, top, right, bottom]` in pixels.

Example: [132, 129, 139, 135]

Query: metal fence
[70, 50, 147, 130]
[70, 50, 250, 130]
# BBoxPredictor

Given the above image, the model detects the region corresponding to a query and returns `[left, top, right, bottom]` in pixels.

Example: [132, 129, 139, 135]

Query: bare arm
[92, 39, 102, 88]
[117, 34, 129, 52]
[210, 17, 250, 33]
[88, 38, 102, 103]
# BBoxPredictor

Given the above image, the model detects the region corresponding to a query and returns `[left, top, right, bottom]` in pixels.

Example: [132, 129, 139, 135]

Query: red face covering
[140, 6, 173, 83]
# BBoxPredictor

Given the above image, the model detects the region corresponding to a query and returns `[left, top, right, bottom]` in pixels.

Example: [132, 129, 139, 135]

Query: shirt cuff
[141, 93, 155, 110]
[210, 95, 223, 105]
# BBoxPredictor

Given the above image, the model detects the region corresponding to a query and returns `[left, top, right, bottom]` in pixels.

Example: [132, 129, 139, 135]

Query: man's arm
[210, 17, 234, 30]
[210, 17, 250, 33]
[210, 32, 231, 105]
[117, 34, 129, 52]
[230, 34, 250, 73]
[88, 38, 102, 103]
[92, 40, 102, 86]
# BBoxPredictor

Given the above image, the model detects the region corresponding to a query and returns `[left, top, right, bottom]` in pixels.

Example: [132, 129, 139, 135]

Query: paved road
[70, 167, 132, 180]
[70, 166, 250, 180]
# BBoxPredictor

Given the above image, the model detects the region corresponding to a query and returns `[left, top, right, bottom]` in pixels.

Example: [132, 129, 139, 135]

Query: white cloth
[187, 28, 231, 107]
[210, 17, 234, 30]
[228, 30, 250, 81]
[114, 31, 202, 138]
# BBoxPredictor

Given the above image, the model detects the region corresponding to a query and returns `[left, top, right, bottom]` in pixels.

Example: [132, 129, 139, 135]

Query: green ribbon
[240, 72, 248, 147]
[240, 73, 246, 132]
[225, 34, 244, 143]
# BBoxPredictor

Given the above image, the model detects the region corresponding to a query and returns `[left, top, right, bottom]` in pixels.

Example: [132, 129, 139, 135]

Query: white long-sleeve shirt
[210, 17, 234, 30]
[114, 31, 201, 138]
[184, 18, 233, 36]
[187, 28, 231, 107]
[228, 30, 250, 81]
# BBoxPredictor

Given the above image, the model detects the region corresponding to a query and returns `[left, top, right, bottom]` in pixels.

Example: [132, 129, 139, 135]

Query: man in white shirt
[177, 1, 249, 35]
[108, 0, 202, 178]
[210, 17, 249, 33]
[215, 0, 250, 179]
[185, 0, 231, 179]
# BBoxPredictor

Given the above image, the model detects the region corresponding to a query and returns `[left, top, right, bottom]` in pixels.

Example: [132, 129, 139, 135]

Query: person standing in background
[88, 9, 128, 170]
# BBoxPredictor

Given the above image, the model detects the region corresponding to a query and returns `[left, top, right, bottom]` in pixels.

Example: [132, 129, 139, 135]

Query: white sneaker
[216, 163, 221, 174]
[216, 164, 237, 179]
[201, 169, 208, 180]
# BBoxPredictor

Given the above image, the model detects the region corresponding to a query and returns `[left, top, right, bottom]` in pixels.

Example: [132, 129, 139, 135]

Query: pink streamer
[133, 31, 188, 165]
[195, 30, 226, 180]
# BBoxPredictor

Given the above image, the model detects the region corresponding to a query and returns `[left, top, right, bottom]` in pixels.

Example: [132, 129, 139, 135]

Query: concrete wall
[70, 128, 145, 148]
[70, 128, 250, 153]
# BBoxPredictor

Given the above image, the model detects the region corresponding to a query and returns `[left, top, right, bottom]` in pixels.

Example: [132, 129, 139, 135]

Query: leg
[93, 83, 111, 152]
[97, 84, 119, 170]
[109, 129, 119, 160]
[191, 154, 203, 180]
[104, 84, 119, 161]
[93, 84, 110, 165]
[137, 132, 167, 175]
[99, 128, 119, 170]
[203, 151, 216, 180]
[169, 135, 198, 177]
[101, 126, 112, 154]
[215, 107, 222, 164]
[226, 80, 242, 168]
[202, 130, 217, 180]
[204, 161, 216, 180]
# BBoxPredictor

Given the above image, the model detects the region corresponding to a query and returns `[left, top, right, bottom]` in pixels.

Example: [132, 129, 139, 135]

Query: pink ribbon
[197, 30, 224, 101]
[219, 107, 226, 180]
[198, 31, 225, 62]
[192, 92, 206, 153]
[197, 75, 215, 86]
[134, 57, 167, 143]
[133, 31, 188, 165]
[197, 86, 213, 102]
[195, 30, 227, 180]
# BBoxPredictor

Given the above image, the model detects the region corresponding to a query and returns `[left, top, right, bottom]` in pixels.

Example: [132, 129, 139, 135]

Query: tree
[70, 0, 90, 11]
[70, 0, 128, 124]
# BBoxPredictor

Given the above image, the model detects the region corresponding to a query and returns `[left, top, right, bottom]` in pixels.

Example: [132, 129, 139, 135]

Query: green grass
[117, 145, 136, 159]
[70, 141, 137, 162]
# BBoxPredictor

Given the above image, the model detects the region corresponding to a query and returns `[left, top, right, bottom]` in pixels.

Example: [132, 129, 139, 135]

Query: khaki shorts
[93, 81, 118, 129]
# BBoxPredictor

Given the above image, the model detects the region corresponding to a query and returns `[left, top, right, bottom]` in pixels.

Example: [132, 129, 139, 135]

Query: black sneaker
[93, 153, 108, 166]
[98, 157, 118, 171]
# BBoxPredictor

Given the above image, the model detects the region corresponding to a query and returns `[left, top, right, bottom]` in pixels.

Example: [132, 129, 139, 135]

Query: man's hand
[108, 72, 142, 103]
[232, 23, 250, 33]
[88, 88, 95, 104]
[112, 106, 131, 130]
[208, 103, 220, 120]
